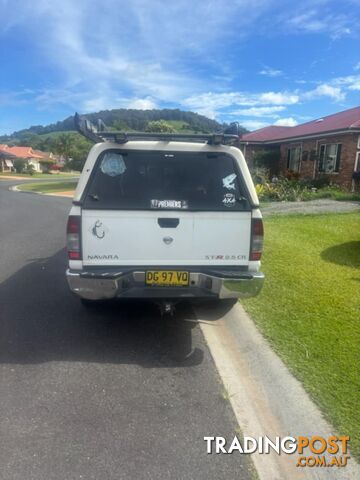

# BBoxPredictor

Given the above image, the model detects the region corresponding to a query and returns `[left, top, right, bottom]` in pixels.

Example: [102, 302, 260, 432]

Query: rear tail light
[250, 218, 264, 261]
[67, 215, 82, 260]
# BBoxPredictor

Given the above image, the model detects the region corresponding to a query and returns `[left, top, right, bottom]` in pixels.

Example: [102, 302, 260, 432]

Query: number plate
[145, 270, 189, 286]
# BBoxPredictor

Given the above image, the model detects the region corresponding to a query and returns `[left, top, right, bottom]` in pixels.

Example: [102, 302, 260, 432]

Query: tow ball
[156, 300, 177, 316]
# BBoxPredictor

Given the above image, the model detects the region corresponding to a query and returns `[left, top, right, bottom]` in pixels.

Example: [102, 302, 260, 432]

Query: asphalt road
[0, 180, 253, 480]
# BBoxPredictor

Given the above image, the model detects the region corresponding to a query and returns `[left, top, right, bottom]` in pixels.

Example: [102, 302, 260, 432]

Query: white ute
[66, 115, 264, 308]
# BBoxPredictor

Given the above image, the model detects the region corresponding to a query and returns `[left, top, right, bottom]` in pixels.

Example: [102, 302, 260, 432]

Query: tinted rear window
[83, 150, 249, 211]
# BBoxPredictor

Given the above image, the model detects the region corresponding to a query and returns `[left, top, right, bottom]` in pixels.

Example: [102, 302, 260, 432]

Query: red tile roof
[240, 125, 292, 142]
[240, 106, 360, 143]
[0, 145, 45, 159]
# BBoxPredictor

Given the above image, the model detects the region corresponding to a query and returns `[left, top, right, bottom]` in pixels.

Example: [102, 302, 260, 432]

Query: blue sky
[0, 0, 359, 135]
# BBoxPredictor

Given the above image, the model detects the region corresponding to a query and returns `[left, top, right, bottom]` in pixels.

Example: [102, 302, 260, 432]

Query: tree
[145, 120, 176, 133]
[54, 133, 73, 161]
[13, 158, 26, 173]
[112, 120, 131, 131]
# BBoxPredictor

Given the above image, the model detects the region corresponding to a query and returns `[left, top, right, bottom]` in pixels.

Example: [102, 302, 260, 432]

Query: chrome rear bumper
[66, 268, 264, 301]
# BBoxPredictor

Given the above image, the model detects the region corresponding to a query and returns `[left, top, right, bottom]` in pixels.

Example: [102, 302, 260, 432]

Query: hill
[0, 108, 246, 143]
[0, 108, 247, 171]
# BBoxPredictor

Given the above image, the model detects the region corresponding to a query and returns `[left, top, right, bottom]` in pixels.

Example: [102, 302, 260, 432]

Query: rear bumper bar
[66, 268, 264, 300]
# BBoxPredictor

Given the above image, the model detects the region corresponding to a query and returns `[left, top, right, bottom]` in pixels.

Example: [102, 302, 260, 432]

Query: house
[0, 153, 14, 172]
[0, 145, 55, 173]
[239, 106, 360, 190]
[0, 145, 16, 172]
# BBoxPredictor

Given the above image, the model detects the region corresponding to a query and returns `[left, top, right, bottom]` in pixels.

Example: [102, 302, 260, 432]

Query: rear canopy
[83, 150, 250, 211]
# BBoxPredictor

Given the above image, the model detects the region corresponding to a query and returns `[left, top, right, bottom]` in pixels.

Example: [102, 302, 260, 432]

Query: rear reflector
[67, 215, 81, 260]
[250, 218, 264, 261]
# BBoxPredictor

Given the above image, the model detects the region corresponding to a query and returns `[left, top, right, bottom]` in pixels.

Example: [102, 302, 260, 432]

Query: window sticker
[100, 153, 127, 177]
[222, 173, 237, 190]
[151, 199, 188, 209]
[222, 193, 236, 207]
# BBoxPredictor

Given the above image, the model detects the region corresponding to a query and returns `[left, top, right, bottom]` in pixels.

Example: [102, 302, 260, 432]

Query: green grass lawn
[18, 180, 77, 193]
[308, 189, 360, 202]
[0, 172, 79, 179]
[242, 213, 360, 459]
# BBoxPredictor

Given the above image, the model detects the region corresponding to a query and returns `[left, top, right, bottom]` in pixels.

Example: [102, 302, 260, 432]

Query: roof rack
[74, 113, 239, 146]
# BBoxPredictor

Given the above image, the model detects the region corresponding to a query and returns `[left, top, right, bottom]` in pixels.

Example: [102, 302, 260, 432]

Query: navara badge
[163, 236, 173, 245]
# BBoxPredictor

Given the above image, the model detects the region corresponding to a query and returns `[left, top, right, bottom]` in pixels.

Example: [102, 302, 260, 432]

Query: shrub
[39, 159, 54, 173]
[250, 167, 270, 185]
[284, 170, 301, 181]
[145, 120, 175, 133]
[13, 158, 27, 173]
[311, 175, 331, 189]
[25, 164, 35, 176]
[252, 149, 280, 169]
[256, 178, 359, 203]
[256, 178, 311, 202]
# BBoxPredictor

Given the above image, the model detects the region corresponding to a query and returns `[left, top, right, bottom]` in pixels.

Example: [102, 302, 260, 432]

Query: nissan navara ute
[66, 115, 264, 309]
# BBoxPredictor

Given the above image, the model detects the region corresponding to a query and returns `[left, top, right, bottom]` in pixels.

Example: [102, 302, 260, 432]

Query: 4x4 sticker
[151, 200, 188, 209]
[100, 153, 127, 177]
[222, 173, 237, 190]
[90, 220, 108, 239]
[222, 193, 236, 207]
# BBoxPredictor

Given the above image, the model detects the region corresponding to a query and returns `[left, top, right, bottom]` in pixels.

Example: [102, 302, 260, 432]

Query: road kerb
[196, 302, 359, 480]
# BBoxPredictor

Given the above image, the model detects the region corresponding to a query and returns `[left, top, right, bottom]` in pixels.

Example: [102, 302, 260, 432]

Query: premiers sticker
[101, 153, 127, 177]
[222, 193, 236, 207]
[151, 199, 188, 209]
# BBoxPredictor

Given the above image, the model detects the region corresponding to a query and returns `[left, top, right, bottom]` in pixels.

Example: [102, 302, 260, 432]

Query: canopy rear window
[83, 150, 249, 211]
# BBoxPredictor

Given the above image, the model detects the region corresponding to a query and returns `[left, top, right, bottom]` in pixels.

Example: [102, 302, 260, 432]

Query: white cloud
[259, 66, 283, 77]
[238, 116, 297, 132]
[0, 0, 278, 109]
[34, 88, 158, 113]
[182, 89, 304, 121]
[348, 82, 360, 91]
[258, 92, 299, 105]
[127, 97, 157, 110]
[354, 62, 360, 71]
[274, 117, 298, 126]
[0, 0, 358, 133]
[229, 106, 286, 117]
[191, 108, 217, 120]
[332, 74, 360, 92]
[286, 9, 353, 39]
[182, 91, 299, 114]
[303, 84, 346, 102]
[240, 120, 270, 131]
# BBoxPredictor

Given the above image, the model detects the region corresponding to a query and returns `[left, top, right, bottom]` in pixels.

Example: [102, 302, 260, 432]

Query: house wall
[240, 144, 280, 175]
[278, 133, 359, 189]
[28, 158, 42, 172]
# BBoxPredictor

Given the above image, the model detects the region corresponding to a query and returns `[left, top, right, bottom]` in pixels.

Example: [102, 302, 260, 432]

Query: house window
[318, 143, 342, 173]
[357, 135, 360, 149]
[355, 151, 360, 173]
[287, 146, 301, 172]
